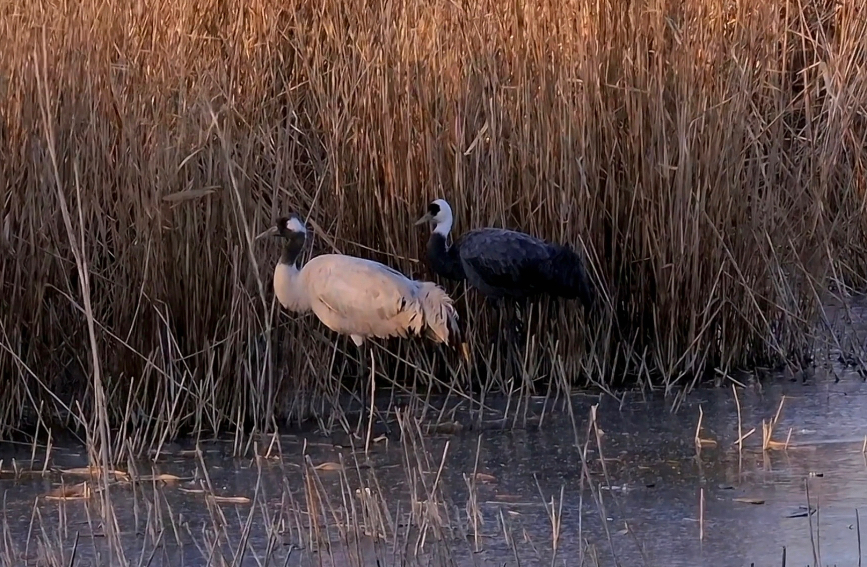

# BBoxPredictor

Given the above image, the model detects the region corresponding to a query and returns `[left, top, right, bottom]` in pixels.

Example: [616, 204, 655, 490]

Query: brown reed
[0, 0, 865, 441]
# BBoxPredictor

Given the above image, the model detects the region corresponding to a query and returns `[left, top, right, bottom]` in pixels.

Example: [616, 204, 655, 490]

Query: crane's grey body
[415, 199, 594, 375]
[455, 228, 572, 300]
[264, 213, 461, 369]
[416, 200, 594, 309]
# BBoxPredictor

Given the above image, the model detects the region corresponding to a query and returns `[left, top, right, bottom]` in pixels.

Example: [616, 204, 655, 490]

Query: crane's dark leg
[481, 296, 509, 378]
[507, 300, 527, 347]
[484, 296, 502, 352]
[359, 344, 370, 381]
[359, 345, 370, 411]
[505, 300, 526, 379]
[349, 336, 370, 411]
[482, 296, 526, 382]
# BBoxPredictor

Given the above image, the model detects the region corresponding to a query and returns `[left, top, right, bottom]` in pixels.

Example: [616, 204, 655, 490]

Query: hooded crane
[415, 199, 595, 307]
[415, 199, 595, 346]
[260, 213, 462, 381]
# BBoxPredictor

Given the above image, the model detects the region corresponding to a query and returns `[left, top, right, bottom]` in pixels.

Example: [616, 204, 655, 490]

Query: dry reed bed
[1, 0, 866, 440]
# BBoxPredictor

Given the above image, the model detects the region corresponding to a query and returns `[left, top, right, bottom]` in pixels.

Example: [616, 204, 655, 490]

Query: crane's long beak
[255, 226, 279, 240]
[414, 212, 433, 227]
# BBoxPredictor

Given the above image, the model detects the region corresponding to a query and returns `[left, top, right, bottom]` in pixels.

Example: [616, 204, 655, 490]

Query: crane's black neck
[427, 233, 465, 281]
[279, 233, 306, 266]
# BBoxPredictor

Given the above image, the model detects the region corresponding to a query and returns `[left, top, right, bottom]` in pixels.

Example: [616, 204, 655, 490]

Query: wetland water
[3, 298, 867, 566]
[3, 375, 867, 567]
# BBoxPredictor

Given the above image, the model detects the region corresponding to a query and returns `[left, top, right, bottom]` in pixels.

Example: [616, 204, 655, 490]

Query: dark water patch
[2, 371, 867, 566]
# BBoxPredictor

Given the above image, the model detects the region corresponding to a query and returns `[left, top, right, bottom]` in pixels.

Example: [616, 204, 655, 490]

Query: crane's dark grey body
[416, 199, 595, 376]
[420, 201, 595, 311]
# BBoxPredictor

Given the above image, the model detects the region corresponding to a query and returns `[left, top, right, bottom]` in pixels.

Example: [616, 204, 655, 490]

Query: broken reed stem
[772, 396, 787, 427]
[470, 434, 483, 553]
[694, 405, 717, 451]
[365, 351, 375, 456]
[552, 485, 564, 565]
[806, 479, 820, 567]
[762, 396, 788, 451]
[735, 428, 756, 446]
[732, 385, 743, 452]
[699, 488, 705, 541]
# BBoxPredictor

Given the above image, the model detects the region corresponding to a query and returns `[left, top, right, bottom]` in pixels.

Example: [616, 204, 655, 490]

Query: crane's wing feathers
[457, 228, 555, 294]
[289, 253, 458, 346]
[309, 256, 415, 321]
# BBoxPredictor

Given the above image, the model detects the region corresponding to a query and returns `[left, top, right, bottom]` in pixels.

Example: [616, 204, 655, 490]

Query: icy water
[2, 375, 867, 567]
[4, 298, 867, 566]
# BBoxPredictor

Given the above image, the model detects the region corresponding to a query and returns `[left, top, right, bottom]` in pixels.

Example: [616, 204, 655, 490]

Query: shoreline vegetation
[1, 0, 867, 445]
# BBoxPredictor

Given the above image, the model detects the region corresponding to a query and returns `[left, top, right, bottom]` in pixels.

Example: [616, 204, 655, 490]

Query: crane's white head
[414, 199, 453, 237]
[256, 212, 307, 240]
[282, 214, 306, 235]
[274, 213, 307, 239]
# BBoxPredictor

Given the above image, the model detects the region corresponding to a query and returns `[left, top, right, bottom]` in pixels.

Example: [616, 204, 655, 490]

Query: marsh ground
[3, 359, 867, 566]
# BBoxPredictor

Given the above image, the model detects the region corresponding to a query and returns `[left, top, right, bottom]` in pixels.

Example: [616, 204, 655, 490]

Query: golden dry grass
[1, 0, 866, 440]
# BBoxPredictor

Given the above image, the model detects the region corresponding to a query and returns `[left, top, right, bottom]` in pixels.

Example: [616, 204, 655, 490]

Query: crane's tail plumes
[541, 246, 596, 312]
[416, 281, 462, 348]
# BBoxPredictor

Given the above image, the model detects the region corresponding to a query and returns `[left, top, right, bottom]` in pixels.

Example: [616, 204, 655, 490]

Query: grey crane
[260, 213, 462, 383]
[415, 198, 594, 348]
